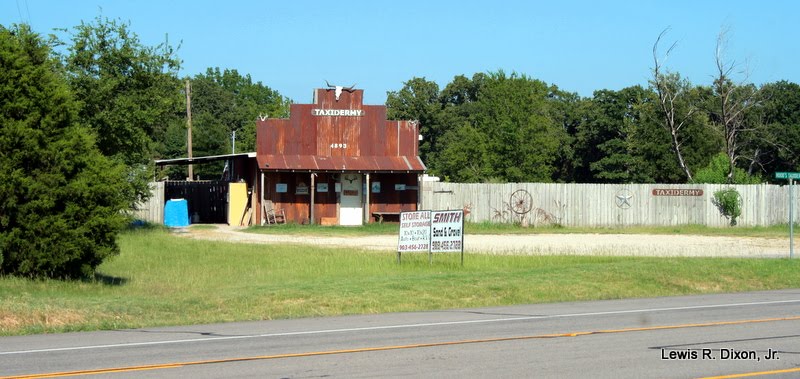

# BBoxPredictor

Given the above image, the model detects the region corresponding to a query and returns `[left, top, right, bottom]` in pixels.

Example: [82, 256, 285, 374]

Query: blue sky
[3, 0, 798, 104]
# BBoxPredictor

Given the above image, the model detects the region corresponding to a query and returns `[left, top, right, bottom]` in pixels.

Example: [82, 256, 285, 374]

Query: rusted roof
[257, 155, 426, 173]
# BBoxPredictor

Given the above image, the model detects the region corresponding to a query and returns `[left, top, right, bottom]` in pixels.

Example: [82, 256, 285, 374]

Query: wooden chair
[262, 201, 286, 225]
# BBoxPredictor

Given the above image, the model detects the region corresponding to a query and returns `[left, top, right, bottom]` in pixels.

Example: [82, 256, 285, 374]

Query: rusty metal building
[256, 86, 426, 225]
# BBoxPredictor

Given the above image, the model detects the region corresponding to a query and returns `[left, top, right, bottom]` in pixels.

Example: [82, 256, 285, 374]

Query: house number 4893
[330, 143, 347, 148]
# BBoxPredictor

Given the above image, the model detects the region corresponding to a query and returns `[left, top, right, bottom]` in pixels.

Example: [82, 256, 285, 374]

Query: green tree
[0, 24, 128, 279]
[546, 87, 582, 182]
[182, 68, 290, 179]
[574, 87, 655, 182]
[695, 153, 762, 184]
[59, 16, 183, 202]
[386, 77, 442, 169]
[741, 81, 800, 178]
[437, 123, 491, 182]
[471, 71, 565, 182]
[192, 68, 290, 152]
[389, 72, 567, 183]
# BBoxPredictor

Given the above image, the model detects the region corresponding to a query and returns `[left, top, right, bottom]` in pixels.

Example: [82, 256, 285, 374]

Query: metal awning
[257, 155, 426, 173]
[155, 152, 256, 166]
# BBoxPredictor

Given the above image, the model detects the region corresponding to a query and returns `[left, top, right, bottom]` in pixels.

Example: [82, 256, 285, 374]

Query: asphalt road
[2, 290, 799, 378]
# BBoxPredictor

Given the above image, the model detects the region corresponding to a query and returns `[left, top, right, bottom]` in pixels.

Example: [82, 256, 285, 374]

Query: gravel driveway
[176, 225, 792, 258]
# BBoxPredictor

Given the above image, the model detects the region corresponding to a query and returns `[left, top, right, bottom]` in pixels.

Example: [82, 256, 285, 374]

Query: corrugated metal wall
[422, 182, 799, 227]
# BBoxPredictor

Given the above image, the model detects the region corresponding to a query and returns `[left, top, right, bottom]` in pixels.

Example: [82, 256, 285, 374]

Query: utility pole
[185, 79, 193, 181]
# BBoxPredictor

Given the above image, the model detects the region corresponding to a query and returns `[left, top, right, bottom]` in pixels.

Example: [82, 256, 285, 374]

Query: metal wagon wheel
[509, 189, 533, 215]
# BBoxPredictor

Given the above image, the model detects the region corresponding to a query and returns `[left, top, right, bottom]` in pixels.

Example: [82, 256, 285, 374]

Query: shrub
[695, 153, 762, 184]
[0, 25, 128, 279]
[713, 188, 742, 226]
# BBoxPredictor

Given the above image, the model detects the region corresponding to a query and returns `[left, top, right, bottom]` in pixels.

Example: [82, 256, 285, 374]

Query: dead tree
[712, 29, 760, 183]
[651, 28, 696, 182]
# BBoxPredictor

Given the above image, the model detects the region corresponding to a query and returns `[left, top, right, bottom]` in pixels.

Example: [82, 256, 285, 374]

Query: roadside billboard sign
[430, 210, 464, 254]
[397, 211, 431, 253]
[397, 209, 464, 265]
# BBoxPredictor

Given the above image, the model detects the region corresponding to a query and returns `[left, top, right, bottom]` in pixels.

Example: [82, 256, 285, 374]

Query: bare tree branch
[652, 27, 695, 182]
[713, 27, 761, 183]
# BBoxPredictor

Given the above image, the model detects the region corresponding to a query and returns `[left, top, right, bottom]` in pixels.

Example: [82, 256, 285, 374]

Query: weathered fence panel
[422, 182, 799, 227]
[131, 181, 165, 224]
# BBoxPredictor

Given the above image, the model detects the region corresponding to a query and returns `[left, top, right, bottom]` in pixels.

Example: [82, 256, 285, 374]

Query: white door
[339, 173, 363, 226]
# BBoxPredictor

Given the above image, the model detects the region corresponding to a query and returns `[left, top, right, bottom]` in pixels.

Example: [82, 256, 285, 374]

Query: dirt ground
[175, 225, 792, 258]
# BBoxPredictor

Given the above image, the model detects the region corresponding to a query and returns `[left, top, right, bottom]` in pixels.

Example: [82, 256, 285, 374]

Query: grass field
[1, 226, 798, 336]
[245, 222, 794, 238]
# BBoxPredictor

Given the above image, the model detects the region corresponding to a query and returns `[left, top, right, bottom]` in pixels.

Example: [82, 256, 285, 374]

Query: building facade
[255, 86, 426, 225]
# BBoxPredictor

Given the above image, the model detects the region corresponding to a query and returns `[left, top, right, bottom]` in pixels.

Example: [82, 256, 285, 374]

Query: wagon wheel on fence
[510, 189, 533, 215]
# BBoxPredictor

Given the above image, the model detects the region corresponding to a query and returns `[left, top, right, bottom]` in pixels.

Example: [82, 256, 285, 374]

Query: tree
[470, 71, 565, 182]
[576, 87, 658, 183]
[386, 77, 442, 169]
[436, 123, 491, 182]
[0, 24, 129, 279]
[754, 81, 800, 176]
[180, 68, 290, 179]
[545, 86, 582, 182]
[695, 153, 761, 184]
[388, 72, 567, 183]
[59, 16, 183, 203]
[651, 29, 698, 182]
[709, 30, 760, 183]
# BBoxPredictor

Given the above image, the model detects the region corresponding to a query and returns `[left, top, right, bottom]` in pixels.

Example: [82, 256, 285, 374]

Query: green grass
[246, 221, 794, 238]
[189, 224, 219, 230]
[245, 222, 400, 236]
[1, 228, 798, 336]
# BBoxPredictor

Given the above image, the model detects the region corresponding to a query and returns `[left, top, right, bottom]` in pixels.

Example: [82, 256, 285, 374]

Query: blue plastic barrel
[164, 199, 189, 227]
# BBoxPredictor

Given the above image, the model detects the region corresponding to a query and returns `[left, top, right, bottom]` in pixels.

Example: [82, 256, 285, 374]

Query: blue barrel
[164, 199, 189, 227]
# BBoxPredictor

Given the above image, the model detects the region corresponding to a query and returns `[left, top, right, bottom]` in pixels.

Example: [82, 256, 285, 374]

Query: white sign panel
[397, 211, 431, 253]
[317, 183, 329, 192]
[430, 210, 464, 253]
[276, 183, 288, 193]
[311, 109, 364, 117]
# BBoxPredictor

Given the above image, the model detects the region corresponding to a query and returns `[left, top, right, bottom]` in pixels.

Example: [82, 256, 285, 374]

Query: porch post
[418, 174, 423, 210]
[259, 171, 265, 225]
[365, 173, 371, 223]
[310, 172, 316, 224]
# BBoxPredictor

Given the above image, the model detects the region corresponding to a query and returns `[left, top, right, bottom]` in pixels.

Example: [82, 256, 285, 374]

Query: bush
[0, 25, 128, 279]
[713, 188, 742, 226]
[695, 153, 762, 184]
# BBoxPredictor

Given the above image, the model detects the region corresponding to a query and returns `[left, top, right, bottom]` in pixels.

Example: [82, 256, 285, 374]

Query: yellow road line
[699, 367, 800, 379]
[5, 316, 800, 379]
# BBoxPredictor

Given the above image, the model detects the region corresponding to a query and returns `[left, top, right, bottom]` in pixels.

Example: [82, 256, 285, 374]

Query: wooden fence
[421, 182, 799, 227]
[131, 181, 165, 224]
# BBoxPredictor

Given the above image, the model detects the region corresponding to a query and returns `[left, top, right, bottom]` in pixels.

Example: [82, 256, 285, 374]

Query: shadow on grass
[124, 220, 166, 231]
[92, 272, 128, 286]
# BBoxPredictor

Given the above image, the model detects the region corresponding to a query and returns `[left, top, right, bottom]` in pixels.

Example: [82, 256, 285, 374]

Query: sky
[3, 0, 798, 105]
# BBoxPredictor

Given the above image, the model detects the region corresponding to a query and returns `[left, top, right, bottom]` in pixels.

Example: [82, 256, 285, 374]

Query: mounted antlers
[325, 80, 356, 101]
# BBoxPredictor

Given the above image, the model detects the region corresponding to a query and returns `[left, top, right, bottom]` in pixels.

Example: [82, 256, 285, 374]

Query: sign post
[775, 172, 799, 258]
